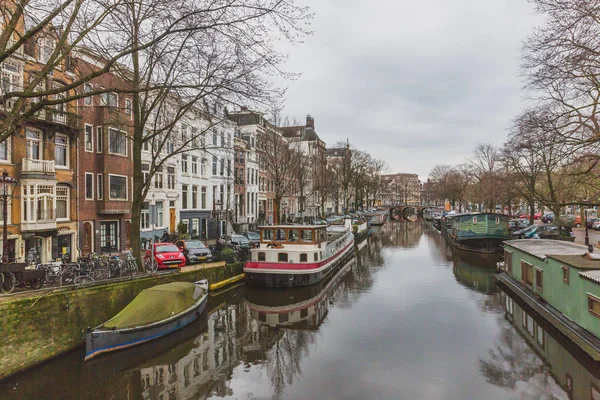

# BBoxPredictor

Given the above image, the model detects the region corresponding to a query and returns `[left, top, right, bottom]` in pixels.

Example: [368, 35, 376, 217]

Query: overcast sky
[280, 0, 539, 181]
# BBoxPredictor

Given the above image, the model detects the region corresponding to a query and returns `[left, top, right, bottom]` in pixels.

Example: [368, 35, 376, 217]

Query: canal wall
[0, 263, 243, 380]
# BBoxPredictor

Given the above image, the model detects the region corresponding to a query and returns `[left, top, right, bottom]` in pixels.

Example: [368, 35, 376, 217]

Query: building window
[38, 37, 54, 63]
[191, 218, 199, 237]
[212, 156, 217, 175]
[201, 158, 206, 176]
[212, 129, 217, 145]
[84, 83, 92, 106]
[0, 139, 9, 162]
[220, 159, 224, 176]
[535, 268, 543, 292]
[504, 249, 512, 274]
[167, 166, 175, 189]
[300, 253, 307, 262]
[227, 159, 231, 176]
[56, 186, 68, 220]
[520, 261, 533, 288]
[36, 186, 54, 221]
[109, 175, 128, 200]
[83, 125, 93, 152]
[191, 156, 198, 175]
[108, 128, 127, 156]
[192, 186, 198, 209]
[562, 265, 569, 284]
[101, 92, 118, 107]
[201, 186, 207, 209]
[181, 154, 188, 174]
[141, 202, 150, 229]
[125, 99, 132, 117]
[182, 184, 188, 209]
[155, 166, 163, 189]
[26, 128, 42, 159]
[141, 163, 150, 185]
[97, 173, 103, 200]
[85, 173, 94, 200]
[156, 201, 164, 227]
[278, 253, 288, 262]
[55, 134, 68, 167]
[522, 311, 534, 337]
[96, 127, 103, 153]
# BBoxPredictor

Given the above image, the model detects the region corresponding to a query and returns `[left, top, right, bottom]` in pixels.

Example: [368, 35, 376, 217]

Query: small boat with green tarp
[85, 280, 209, 361]
[447, 212, 510, 254]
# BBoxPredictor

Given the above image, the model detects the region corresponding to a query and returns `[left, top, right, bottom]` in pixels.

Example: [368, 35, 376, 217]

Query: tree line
[428, 0, 600, 224]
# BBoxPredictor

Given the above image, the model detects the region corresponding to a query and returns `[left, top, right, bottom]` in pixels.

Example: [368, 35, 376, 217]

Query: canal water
[2, 222, 598, 399]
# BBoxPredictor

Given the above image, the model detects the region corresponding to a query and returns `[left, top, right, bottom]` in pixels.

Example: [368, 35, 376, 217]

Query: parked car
[222, 234, 251, 249]
[593, 220, 600, 231]
[513, 224, 573, 240]
[509, 219, 530, 233]
[534, 212, 542, 220]
[145, 243, 186, 269]
[244, 231, 260, 248]
[541, 213, 554, 224]
[587, 218, 598, 230]
[175, 240, 213, 264]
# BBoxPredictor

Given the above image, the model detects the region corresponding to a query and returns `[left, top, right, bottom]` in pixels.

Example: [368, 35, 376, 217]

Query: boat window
[262, 229, 273, 241]
[300, 308, 308, 318]
[535, 268, 543, 292]
[300, 253, 307, 262]
[314, 252, 318, 261]
[562, 265, 569, 284]
[258, 252, 265, 261]
[289, 229, 299, 242]
[301, 229, 313, 242]
[276, 229, 286, 241]
[473, 217, 478, 224]
[589, 294, 600, 319]
[521, 261, 533, 288]
[503, 250, 512, 274]
[279, 313, 289, 323]
[258, 312, 267, 322]
[278, 253, 288, 262]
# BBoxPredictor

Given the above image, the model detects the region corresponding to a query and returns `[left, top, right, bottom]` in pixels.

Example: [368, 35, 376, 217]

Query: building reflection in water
[481, 288, 600, 399]
[377, 221, 423, 249]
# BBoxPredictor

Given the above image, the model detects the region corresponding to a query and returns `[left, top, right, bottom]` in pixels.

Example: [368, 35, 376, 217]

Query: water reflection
[481, 288, 600, 399]
[6, 223, 600, 399]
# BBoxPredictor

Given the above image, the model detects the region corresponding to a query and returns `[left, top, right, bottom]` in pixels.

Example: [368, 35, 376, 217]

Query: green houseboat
[498, 239, 600, 361]
[447, 213, 510, 254]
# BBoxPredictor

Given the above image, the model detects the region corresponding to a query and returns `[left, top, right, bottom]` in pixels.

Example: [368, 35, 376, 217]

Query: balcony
[22, 210, 56, 232]
[22, 159, 56, 174]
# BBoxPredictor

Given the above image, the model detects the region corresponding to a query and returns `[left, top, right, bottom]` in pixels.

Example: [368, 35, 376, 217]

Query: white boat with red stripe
[244, 218, 355, 288]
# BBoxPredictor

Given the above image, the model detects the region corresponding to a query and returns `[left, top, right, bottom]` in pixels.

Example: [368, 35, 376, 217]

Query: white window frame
[108, 174, 128, 200]
[108, 128, 127, 156]
[54, 133, 69, 168]
[84, 83, 93, 106]
[141, 202, 150, 230]
[125, 98, 132, 119]
[56, 186, 69, 221]
[38, 37, 54, 64]
[97, 173, 103, 200]
[156, 201, 164, 227]
[96, 127, 103, 153]
[85, 173, 94, 200]
[26, 127, 42, 160]
[84, 124, 93, 152]
[0, 137, 11, 163]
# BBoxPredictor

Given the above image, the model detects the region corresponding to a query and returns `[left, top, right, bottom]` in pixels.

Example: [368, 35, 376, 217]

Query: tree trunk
[528, 200, 535, 225]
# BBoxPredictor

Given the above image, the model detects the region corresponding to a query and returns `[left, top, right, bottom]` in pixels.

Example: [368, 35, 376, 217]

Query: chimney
[306, 114, 314, 129]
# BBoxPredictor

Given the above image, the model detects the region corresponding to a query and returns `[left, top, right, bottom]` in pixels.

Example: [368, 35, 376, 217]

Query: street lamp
[0, 170, 17, 264]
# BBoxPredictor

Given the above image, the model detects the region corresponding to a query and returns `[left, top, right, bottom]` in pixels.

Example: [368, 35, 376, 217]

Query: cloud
[281, 0, 539, 180]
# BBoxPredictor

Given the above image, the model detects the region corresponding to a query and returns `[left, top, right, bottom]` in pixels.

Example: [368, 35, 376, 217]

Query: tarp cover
[104, 282, 201, 329]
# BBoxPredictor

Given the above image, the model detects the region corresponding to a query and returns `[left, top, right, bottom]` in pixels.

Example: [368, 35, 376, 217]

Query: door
[100, 221, 119, 253]
[170, 208, 176, 233]
[82, 222, 93, 254]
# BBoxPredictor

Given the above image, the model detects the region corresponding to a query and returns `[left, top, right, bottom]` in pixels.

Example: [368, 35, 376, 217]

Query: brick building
[73, 51, 133, 255]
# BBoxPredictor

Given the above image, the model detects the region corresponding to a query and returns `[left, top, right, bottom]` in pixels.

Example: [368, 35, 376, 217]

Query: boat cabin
[259, 225, 327, 246]
[251, 225, 330, 264]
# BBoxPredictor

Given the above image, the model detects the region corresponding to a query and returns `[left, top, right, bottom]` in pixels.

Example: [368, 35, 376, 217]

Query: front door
[170, 208, 176, 233]
[100, 221, 119, 253]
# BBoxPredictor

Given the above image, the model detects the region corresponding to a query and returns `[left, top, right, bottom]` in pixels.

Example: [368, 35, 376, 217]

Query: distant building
[380, 173, 421, 206]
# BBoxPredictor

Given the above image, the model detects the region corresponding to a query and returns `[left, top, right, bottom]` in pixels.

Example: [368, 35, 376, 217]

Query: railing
[52, 111, 67, 124]
[22, 158, 55, 173]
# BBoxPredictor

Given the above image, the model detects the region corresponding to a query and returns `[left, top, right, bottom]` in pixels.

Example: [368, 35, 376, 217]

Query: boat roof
[549, 254, 600, 270]
[259, 225, 328, 229]
[504, 239, 587, 260]
[579, 270, 600, 284]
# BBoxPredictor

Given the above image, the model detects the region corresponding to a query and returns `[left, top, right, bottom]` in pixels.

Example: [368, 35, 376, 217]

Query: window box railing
[22, 158, 56, 173]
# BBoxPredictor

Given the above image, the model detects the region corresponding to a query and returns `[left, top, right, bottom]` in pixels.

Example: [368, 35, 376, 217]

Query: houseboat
[366, 210, 387, 226]
[245, 258, 354, 329]
[352, 216, 371, 244]
[498, 239, 600, 361]
[244, 219, 355, 288]
[447, 212, 510, 254]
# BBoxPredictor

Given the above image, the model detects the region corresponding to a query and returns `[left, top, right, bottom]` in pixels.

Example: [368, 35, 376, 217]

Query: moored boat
[85, 280, 209, 361]
[352, 216, 371, 243]
[365, 210, 387, 226]
[244, 219, 355, 288]
[447, 212, 510, 254]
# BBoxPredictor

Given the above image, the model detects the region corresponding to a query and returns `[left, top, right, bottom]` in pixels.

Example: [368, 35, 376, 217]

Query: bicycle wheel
[74, 275, 94, 286]
[42, 265, 59, 285]
[61, 265, 75, 285]
[145, 258, 157, 274]
[90, 265, 110, 281]
[28, 277, 43, 289]
[1, 272, 15, 293]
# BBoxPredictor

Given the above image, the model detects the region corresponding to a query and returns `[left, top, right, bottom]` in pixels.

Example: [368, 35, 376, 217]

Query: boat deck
[497, 272, 600, 360]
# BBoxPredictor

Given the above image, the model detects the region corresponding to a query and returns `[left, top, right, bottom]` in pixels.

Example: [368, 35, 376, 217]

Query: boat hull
[353, 226, 371, 244]
[448, 236, 506, 254]
[244, 241, 355, 288]
[85, 292, 208, 361]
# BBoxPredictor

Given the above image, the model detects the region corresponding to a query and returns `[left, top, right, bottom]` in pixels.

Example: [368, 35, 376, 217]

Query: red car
[534, 212, 542, 220]
[145, 242, 186, 269]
